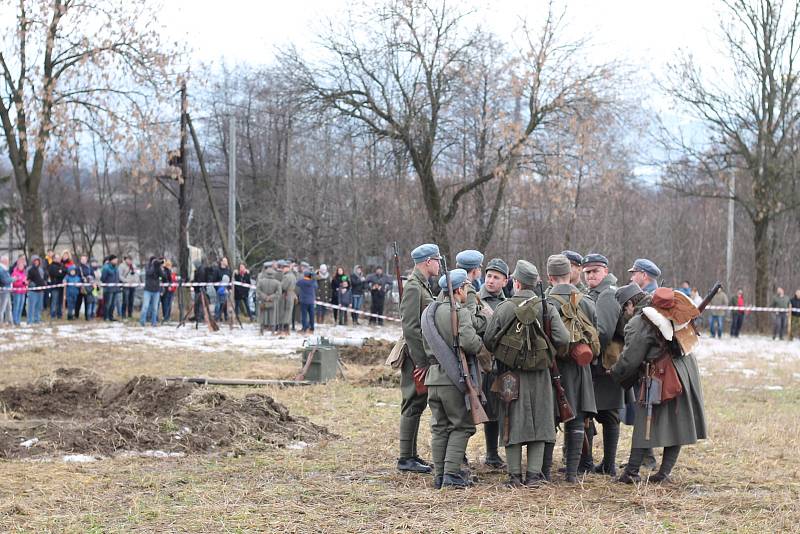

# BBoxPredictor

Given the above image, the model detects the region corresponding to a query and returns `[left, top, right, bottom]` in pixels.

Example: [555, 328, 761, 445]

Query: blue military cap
[561, 250, 583, 266]
[439, 268, 469, 290]
[455, 249, 484, 270]
[485, 258, 509, 277]
[411, 243, 441, 263]
[628, 258, 661, 278]
[581, 253, 609, 267]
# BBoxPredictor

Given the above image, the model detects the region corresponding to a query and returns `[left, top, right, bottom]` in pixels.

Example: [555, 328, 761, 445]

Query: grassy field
[1, 322, 799, 533]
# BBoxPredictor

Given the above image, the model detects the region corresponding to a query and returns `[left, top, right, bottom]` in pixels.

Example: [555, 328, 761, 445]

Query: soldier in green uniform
[581, 253, 623, 474]
[484, 260, 570, 487]
[562, 250, 588, 294]
[256, 263, 282, 334]
[611, 287, 708, 483]
[397, 243, 441, 473]
[477, 258, 509, 469]
[543, 254, 598, 483]
[421, 268, 483, 489]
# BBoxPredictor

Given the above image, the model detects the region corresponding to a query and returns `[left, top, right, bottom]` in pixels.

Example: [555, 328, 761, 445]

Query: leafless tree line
[1, 0, 799, 309]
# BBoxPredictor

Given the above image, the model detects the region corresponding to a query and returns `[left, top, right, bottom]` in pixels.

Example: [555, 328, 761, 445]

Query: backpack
[493, 296, 555, 371]
[549, 292, 601, 366]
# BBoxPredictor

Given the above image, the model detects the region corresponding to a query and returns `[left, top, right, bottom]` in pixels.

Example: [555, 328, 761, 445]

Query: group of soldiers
[396, 244, 708, 489]
[254, 260, 297, 335]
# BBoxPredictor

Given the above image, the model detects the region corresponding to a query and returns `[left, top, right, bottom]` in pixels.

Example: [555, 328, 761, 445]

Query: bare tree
[0, 0, 179, 256]
[281, 0, 613, 256]
[662, 0, 800, 307]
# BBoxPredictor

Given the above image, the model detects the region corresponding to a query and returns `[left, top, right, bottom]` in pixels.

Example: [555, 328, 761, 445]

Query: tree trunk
[753, 216, 771, 331]
[20, 175, 45, 257]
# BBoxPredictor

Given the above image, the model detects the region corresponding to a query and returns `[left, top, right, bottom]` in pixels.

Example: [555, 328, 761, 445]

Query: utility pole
[726, 171, 735, 293]
[179, 81, 190, 282]
[228, 118, 236, 266]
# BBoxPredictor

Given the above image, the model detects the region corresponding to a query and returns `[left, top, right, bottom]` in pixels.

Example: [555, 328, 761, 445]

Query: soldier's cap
[561, 250, 583, 266]
[512, 260, 539, 286]
[628, 258, 661, 278]
[546, 254, 571, 277]
[615, 283, 644, 306]
[411, 243, 441, 263]
[438, 268, 469, 290]
[455, 249, 484, 270]
[303, 270, 314, 277]
[581, 253, 609, 268]
[485, 258, 509, 277]
[276, 260, 287, 267]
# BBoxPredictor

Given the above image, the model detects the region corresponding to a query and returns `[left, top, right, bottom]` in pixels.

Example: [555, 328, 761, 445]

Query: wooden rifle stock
[539, 281, 575, 424]
[443, 258, 489, 425]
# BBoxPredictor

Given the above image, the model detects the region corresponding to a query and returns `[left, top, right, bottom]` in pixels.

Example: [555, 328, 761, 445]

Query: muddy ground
[0, 368, 333, 459]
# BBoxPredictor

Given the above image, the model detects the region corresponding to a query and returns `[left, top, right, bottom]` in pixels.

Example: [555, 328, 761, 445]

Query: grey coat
[611, 314, 708, 448]
[278, 271, 297, 324]
[484, 289, 570, 446]
[547, 283, 597, 417]
[586, 273, 624, 411]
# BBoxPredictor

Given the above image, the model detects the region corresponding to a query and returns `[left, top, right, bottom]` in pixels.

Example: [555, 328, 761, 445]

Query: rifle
[393, 241, 403, 304]
[697, 281, 722, 315]
[539, 281, 575, 424]
[443, 257, 489, 425]
[642, 361, 662, 440]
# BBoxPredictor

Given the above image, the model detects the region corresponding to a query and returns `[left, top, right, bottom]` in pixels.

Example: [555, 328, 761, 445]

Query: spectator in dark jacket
[0, 255, 12, 325]
[234, 262, 253, 320]
[315, 264, 332, 324]
[101, 256, 121, 321]
[75, 255, 94, 320]
[27, 255, 47, 324]
[331, 266, 346, 322]
[296, 270, 319, 333]
[366, 266, 391, 326]
[350, 265, 366, 325]
[729, 288, 747, 337]
[140, 257, 165, 326]
[161, 259, 177, 322]
[337, 277, 352, 326]
[48, 256, 67, 319]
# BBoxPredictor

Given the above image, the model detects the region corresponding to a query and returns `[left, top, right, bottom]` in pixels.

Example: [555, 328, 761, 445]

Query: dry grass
[1, 325, 799, 532]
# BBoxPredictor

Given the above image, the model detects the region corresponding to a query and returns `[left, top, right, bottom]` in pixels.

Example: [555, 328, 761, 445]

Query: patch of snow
[19, 437, 39, 448]
[762, 385, 783, 391]
[287, 441, 309, 450]
[62, 454, 97, 463]
[0, 321, 402, 356]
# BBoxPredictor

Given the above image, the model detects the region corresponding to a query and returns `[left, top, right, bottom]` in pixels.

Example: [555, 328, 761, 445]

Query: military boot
[616, 471, 641, 484]
[433, 475, 443, 489]
[648, 471, 673, 484]
[564, 426, 584, 484]
[505, 474, 524, 488]
[441, 472, 473, 489]
[483, 422, 506, 469]
[524, 471, 546, 488]
[397, 458, 432, 473]
[541, 442, 554, 482]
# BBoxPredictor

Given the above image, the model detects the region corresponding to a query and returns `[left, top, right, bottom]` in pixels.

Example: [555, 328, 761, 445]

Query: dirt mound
[351, 367, 401, 388]
[0, 369, 333, 459]
[338, 338, 395, 366]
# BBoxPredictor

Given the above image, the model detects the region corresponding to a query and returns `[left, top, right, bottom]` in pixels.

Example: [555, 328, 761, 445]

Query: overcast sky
[162, 0, 722, 83]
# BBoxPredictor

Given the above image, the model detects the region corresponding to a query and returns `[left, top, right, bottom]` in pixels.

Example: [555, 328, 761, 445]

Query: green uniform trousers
[428, 383, 476, 477]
